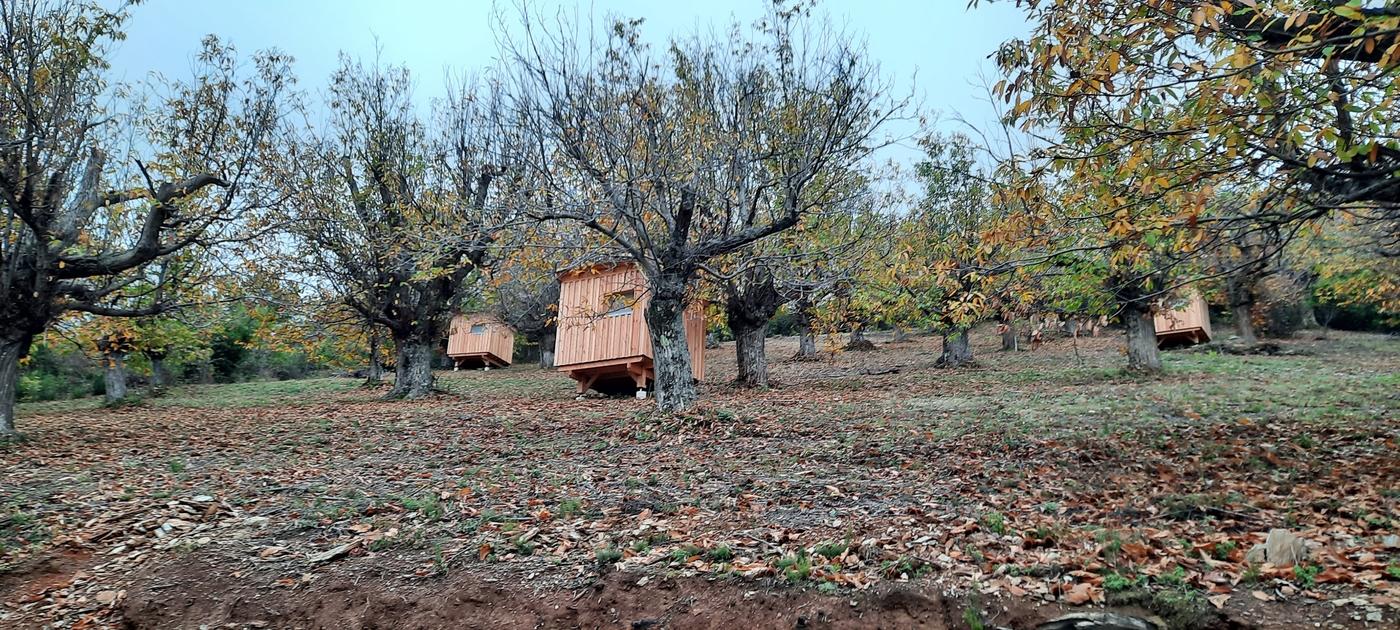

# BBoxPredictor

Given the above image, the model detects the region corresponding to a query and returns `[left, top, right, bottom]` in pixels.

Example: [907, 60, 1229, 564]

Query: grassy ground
[16, 376, 366, 415]
[2, 328, 1397, 629]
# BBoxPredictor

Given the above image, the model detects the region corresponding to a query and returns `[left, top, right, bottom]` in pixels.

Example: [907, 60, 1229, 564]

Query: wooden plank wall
[555, 263, 706, 381]
[1154, 293, 1212, 341]
[447, 313, 515, 365]
[554, 266, 650, 367]
[684, 302, 705, 380]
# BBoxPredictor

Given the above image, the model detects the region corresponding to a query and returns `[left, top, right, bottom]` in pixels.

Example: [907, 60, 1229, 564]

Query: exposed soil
[0, 547, 93, 606]
[115, 549, 1195, 630]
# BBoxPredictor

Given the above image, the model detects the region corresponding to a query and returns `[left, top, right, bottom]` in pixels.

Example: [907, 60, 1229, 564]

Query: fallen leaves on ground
[2, 331, 1397, 628]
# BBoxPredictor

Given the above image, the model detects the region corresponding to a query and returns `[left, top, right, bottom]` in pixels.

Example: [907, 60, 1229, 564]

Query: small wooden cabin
[446, 313, 514, 369]
[1154, 293, 1213, 347]
[554, 263, 705, 395]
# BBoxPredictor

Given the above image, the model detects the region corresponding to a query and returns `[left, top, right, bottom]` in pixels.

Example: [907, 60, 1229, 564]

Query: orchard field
[2, 329, 1397, 629]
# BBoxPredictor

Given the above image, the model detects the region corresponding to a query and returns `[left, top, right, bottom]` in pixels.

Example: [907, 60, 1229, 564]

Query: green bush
[16, 344, 103, 402]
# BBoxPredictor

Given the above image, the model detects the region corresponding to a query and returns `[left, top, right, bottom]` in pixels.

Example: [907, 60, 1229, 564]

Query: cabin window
[604, 291, 635, 317]
[470, 324, 487, 334]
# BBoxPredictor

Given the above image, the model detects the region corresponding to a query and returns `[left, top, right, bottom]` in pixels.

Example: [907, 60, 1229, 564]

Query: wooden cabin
[1154, 293, 1213, 347]
[554, 263, 705, 395]
[446, 313, 514, 369]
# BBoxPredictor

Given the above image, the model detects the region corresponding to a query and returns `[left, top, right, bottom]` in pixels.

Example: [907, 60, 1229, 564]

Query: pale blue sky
[106, 0, 1028, 167]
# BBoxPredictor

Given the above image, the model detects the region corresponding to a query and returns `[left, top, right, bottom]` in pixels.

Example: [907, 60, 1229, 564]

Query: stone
[1244, 529, 1309, 567]
[94, 590, 119, 605]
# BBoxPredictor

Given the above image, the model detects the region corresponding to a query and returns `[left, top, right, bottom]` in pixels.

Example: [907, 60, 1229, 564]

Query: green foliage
[962, 606, 986, 630]
[669, 545, 704, 563]
[1156, 565, 1187, 587]
[1211, 540, 1237, 560]
[400, 495, 445, 521]
[706, 544, 734, 562]
[1294, 563, 1321, 588]
[981, 511, 1008, 535]
[814, 540, 849, 560]
[15, 343, 103, 403]
[776, 550, 813, 583]
[595, 546, 622, 569]
[1103, 572, 1144, 592]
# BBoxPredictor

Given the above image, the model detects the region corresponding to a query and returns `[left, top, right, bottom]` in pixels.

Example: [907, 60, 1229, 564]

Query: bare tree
[279, 57, 524, 399]
[507, 3, 900, 411]
[0, 1, 290, 435]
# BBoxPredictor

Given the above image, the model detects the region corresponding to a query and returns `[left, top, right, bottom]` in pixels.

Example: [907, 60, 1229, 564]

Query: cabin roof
[452, 312, 515, 331]
[556, 261, 638, 280]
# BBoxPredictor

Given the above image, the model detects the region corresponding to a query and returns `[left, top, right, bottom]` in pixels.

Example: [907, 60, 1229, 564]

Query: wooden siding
[446, 313, 514, 367]
[554, 263, 705, 392]
[1154, 293, 1212, 346]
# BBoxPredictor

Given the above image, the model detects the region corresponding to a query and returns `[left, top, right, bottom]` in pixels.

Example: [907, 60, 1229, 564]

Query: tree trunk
[1296, 297, 1320, 329]
[937, 328, 973, 367]
[1124, 303, 1162, 372]
[539, 330, 556, 369]
[147, 353, 170, 393]
[388, 337, 435, 399]
[733, 322, 769, 388]
[1232, 302, 1258, 344]
[103, 351, 129, 404]
[797, 327, 818, 359]
[850, 329, 866, 344]
[366, 331, 383, 384]
[646, 292, 697, 412]
[1000, 321, 1019, 351]
[0, 337, 24, 436]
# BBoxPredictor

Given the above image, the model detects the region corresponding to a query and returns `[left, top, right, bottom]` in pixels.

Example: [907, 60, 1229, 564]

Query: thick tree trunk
[103, 351, 129, 404]
[937, 328, 973, 367]
[733, 322, 769, 388]
[1000, 321, 1019, 351]
[724, 270, 783, 388]
[147, 354, 170, 392]
[797, 328, 818, 359]
[1227, 273, 1260, 344]
[646, 292, 697, 412]
[388, 337, 435, 399]
[365, 331, 383, 384]
[539, 330, 556, 369]
[1232, 303, 1258, 344]
[1124, 303, 1162, 372]
[0, 337, 24, 436]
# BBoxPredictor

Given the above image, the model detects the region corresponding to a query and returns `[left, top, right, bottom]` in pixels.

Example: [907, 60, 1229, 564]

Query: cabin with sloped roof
[446, 313, 514, 369]
[1154, 293, 1213, 347]
[554, 263, 705, 395]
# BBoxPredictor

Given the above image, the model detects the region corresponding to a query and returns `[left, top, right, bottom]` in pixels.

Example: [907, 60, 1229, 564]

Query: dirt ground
[2, 328, 1397, 629]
